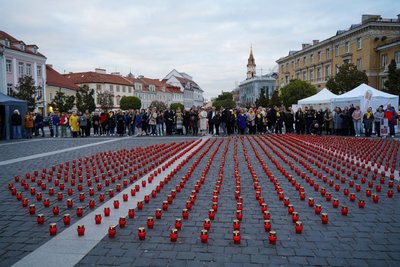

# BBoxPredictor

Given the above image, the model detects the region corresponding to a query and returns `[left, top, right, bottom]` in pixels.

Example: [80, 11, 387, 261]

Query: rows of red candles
[82, 138, 208, 237]
[8, 139, 205, 235]
[136, 138, 222, 241]
[231, 138, 242, 244]
[269, 134, 399, 203]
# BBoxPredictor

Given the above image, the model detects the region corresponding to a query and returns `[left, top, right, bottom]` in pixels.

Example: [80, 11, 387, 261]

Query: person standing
[352, 106, 362, 137]
[11, 109, 22, 139]
[384, 104, 398, 138]
[34, 112, 44, 137]
[100, 112, 108, 136]
[295, 108, 305, 134]
[164, 107, 174, 136]
[116, 110, 125, 137]
[85, 111, 91, 137]
[363, 107, 374, 137]
[237, 108, 247, 135]
[108, 111, 116, 136]
[156, 110, 164, 136]
[374, 105, 384, 137]
[148, 107, 157, 136]
[60, 113, 68, 138]
[52, 112, 60, 138]
[24, 111, 34, 139]
[92, 111, 100, 136]
[333, 107, 342, 135]
[134, 110, 142, 136]
[175, 108, 184, 135]
[324, 108, 333, 135]
[69, 111, 80, 138]
[199, 107, 208, 136]
[247, 108, 256, 134]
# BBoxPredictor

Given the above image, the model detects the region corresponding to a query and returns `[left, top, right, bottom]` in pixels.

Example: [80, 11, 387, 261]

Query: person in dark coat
[34, 112, 44, 137]
[11, 109, 22, 139]
[295, 108, 305, 134]
[116, 111, 125, 136]
[164, 107, 174, 136]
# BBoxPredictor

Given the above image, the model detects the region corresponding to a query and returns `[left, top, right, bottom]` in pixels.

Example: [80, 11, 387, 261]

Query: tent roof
[0, 92, 27, 104]
[332, 83, 398, 100]
[298, 88, 337, 104]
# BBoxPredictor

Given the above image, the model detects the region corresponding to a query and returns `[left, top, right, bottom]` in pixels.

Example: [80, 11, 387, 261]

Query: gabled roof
[63, 71, 133, 86]
[46, 65, 79, 91]
[0, 31, 46, 58]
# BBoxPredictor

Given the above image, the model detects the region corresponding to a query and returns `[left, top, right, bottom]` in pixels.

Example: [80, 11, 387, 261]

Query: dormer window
[149, 85, 156, 92]
[20, 43, 25, 51]
[5, 38, 10, 47]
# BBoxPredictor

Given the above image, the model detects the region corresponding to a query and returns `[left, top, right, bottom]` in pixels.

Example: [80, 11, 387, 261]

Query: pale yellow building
[276, 14, 400, 92]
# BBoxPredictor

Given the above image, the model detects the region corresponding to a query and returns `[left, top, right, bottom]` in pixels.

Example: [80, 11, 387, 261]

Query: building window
[49, 93, 53, 102]
[296, 58, 300, 69]
[109, 85, 114, 92]
[381, 77, 387, 90]
[303, 56, 306, 66]
[325, 65, 331, 80]
[302, 71, 307, 81]
[18, 62, 24, 77]
[335, 64, 340, 74]
[326, 48, 330, 60]
[345, 42, 350, 53]
[96, 84, 101, 91]
[310, 69, 314, 82]
[357, 38, 362, 50]
[116, 85, 120, 92]
[37, 66, 42, 77]
[356, 58, 363, 70]
[7, 84, 13, 95]
[26, 64, 31, 76]
[122, 86, 126, 93]
[296, 72, 300, 80]
[317, 67, 322, 81]
[149, 85, 156, 92]
[381, 54, 388, 67]
[291, 61, 294, 70]
[394, 51, 400, 64]
[317, 51, 321, 63]
[285, 63, 289, 72]
[6, 60, 12, 73]
[128, 87, 132, 93]
[310, 54, 314, 65]
[335, 45, 339, 57]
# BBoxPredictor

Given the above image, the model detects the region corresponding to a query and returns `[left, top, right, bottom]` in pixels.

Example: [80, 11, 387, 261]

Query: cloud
[1, 0, 397, 99]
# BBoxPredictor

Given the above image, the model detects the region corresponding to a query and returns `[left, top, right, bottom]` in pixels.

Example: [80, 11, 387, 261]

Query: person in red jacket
[100, 112, 108, 136]
[60, 113, 69, 138]
[384, 104, 398, 138]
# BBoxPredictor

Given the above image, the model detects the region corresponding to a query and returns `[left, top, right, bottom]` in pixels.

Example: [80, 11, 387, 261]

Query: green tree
[97, 90, 114, 112]
[212, 92, 235, 110]
[149, 100, 167, 111]
[270, 89, 281, 107]
[50, 90, 75, 113]
[255, 87, 270, 108]
[120, 96, 141, 110]
[326, 63, 368, 94]
[170, 103, 185, 112]
[280, 80, 317, 108]
[384, 59, 400, 96]
[76, 85, 96, 113]
[10, 76, 41, 111]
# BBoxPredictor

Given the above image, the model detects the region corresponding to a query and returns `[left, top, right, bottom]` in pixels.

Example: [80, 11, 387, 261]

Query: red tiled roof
[46, 65, 79, 91]
[0, 31, 46, 58]
[166, 85, 183, 94]
[63, 71, 133, 86]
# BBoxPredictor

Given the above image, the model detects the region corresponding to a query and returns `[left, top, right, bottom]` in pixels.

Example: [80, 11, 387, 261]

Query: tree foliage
[10, 76, 41, 111]
[212, 92, 235, 110]
[149, 100, 167, 111]
[120, 96, 141, 110]
[280, 79, 317, 108]
[326, 63, 368, 94]
[270, 89, 282, 107]
[97, 90, 114, 112]
[384, 59, 400, 96]
[76, 85, 96, 113]
[170, 103, 185, 112]
[50, 90, 75, 113]
[255, 87, 270, 108]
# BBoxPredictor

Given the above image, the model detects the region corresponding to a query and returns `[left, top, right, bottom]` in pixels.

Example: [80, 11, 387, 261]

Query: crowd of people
[8, 103, 399, 139]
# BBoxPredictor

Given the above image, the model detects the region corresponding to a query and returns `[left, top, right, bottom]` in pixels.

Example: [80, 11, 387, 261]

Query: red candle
[77, 224, 85, 236]
[122, 193, 128, 202]
[49, 223, 57, 236]
[268, 231, 277, 245]
[332, 199, 339, 208]
[37, 213, 45, 224]
[182, 209, 189, 220]
[236, 210, 243, 221]
[53, 206, 60, 216]
[295, 221, 303, 234]
[387, 189, 394, 198]
[349, 193, 356, 202]
[283, 197, 290, 207]
[113, 200, 119, 209]
[104, 207, 110, 216]
[263, 210, 270, 220]
[137, 201, 143, 210]
[138, 227, 146, 240]
[29, 204, 36, 215]
[321, 213, 328, 224]
[200, 229, 208, 243]
[264, 220, 271, 232]
[95, 213, 102, 224]
[63, 214, 71, 225]
[372, 194, 379, 203]
[233, 230, 241, 244]
[287, 204, 294, 214]
[155, 209, 162, 219]
[108, 225, 116, 238]
[325, 193, 332, 201]
[341, 205, 348, 216]
[128, 208, 135, 219]
[291, 212, 299, 223]
[147, 217, 154, 229]
[119, 217, 126, 228]
[22, 198, 29, 207]
[175, 218, 182, 230]
[308, 198, 314, 207]
[233, 219, 240, 231]
[358, 199, 365, 208]
[162, 201, 169, 211]
[315, 204, 322, 215]
[76, 206, 83, 217]
[67, 198, 73, 208]
[209, 209, 215, 220]
[170, 228, 178, 242]
[144, 195, 150, 203]
[204, 218, 211, 230]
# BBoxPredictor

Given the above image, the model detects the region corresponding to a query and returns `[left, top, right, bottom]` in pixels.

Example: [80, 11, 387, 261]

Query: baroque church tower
[246, 46, 256, 79]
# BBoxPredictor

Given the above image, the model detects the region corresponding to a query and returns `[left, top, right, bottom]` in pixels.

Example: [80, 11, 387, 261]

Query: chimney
[111, 72, 120, 75]
[95, 68, 106, 74]
[313, 40, 319, 45]
[362, 14, 381, 24]
[47, 64, 53, 69]
[302, 43, 311, 50]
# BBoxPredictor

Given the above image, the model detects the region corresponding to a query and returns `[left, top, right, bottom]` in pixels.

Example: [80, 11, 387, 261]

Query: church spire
[247, 45, 256, 79]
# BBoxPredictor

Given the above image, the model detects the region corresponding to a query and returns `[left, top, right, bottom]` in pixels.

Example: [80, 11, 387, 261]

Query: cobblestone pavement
[1, 135, 399, 267]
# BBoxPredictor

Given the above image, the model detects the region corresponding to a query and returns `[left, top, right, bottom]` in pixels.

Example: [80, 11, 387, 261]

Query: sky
[1, 0, 398, 100]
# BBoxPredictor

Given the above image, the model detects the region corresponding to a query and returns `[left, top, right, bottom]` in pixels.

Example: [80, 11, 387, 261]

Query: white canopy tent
[297, 88, 337, 110]
[330, 83, 399, 113]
